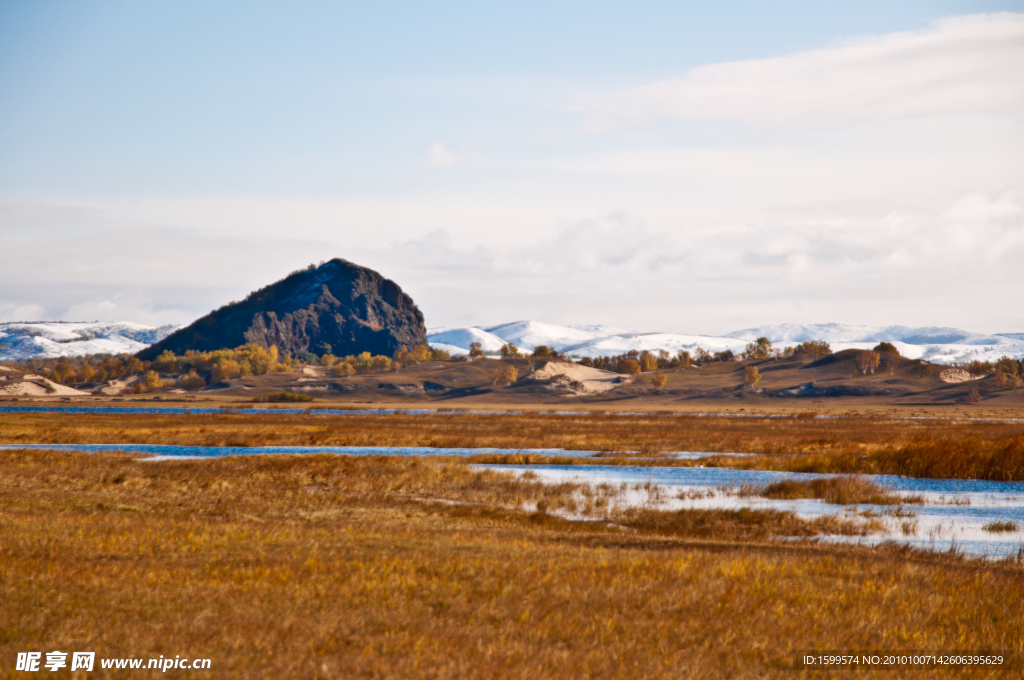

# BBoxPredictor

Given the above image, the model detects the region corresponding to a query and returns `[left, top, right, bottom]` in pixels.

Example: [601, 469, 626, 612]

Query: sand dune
[527, 360, 626, 395]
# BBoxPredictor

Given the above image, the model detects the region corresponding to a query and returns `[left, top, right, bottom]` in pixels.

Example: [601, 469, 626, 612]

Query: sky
[1, 0, 1022, 334]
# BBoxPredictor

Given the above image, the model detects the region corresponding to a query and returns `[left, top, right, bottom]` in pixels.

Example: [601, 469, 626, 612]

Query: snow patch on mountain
[425, 327, 507, 353]
[562, 333, 748, 357]
[0, 322, 179, 361]
[727, 323, 1011, 347]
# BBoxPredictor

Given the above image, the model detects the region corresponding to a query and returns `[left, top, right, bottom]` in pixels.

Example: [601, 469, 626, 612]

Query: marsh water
[4, 441, 1023, 558]
[485, 464, 1024, 558]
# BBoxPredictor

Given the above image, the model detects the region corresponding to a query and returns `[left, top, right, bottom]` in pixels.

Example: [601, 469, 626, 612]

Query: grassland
[2, 449, 1022, 679]
[3, 410, 1023, 480]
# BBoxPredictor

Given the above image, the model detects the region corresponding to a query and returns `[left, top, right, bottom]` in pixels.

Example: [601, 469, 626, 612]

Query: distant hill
[725, 323, 1012, 346]
[0, 322, 178, 361]
[137, 259, 426, 360]
[427, 320, 1024, 365]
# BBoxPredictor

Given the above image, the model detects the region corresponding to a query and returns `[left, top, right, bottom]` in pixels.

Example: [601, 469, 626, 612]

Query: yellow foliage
[330, 362, 355, 378]
[492, 365, 518, 386]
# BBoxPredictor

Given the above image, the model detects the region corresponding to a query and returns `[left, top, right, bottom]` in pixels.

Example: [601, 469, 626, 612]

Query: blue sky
[1, 1, 1023, 333]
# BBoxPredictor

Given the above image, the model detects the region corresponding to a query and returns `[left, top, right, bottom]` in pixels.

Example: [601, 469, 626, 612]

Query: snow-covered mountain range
[428, 321, 1024, 365]
[2, 319, 1020, 366]
[0, 322, 179, 361]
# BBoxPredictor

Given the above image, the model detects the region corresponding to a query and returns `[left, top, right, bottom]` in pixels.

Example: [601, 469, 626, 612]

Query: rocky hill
[137, 259, 426, 360]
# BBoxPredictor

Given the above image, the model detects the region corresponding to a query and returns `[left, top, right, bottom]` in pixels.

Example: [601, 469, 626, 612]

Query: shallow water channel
[4, 441, 1023, 558]
[0, 443, 598, 458]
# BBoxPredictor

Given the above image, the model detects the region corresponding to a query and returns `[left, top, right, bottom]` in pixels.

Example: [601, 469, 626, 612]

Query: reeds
[983, 520, 1020, 533]
[1, 449, 1023, 678]
[740, 476, 923, 506]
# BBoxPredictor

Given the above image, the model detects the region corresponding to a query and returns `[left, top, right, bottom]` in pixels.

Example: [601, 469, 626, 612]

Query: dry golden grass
[2, 449, 1023, 678]
[739, 476, 923, 506]
[3, 410, 1024, 479]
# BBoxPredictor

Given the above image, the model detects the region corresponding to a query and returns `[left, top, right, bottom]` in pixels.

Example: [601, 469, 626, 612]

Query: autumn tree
[354, 352, 373, 373]
[650, 371, 667, 388]
[966, 360, 994, 375]
[638, 350, 658, 372]
[532, 345, 552, 358]
[499, 343, 519, 360]
[370, 355, 393, 373]
[854, 351, 880, 375]
[330, 361, 355, 378]
[211, 359, 242, 382]
[178, 370, 206, 390]
[996, 356, 1020, 377]
[492, 365, 518, 386]
[742, 337, 774, 360]
[152, 350, 179, 373]
[393, 346, 411, 368]
[54, 362, 77, 384]
[675, 349, 693, 368]
[468, 342, 484, 359]
[873, 342, 899, 356]
[621, 358, 641, 375]
[143, 370, 164, 389]
[743, 365, 761, 387]
[428, 347, 451, 362]
[794, 340, 832, 361]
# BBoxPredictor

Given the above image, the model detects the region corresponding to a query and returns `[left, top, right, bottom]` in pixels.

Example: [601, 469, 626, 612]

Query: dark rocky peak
[137, 259, 426, 360]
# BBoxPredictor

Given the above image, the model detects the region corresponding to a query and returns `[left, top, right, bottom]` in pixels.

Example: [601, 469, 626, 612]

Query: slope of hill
[0, 322, 178, 361]
[484, 321, 631, 350]
[137, 259, 426, 360]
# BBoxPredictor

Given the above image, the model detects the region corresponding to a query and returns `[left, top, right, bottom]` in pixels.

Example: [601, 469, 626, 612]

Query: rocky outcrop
[137, 259, 426, 359]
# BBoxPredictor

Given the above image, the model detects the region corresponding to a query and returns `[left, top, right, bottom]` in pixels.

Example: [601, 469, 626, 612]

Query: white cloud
[429, 141, 458, 167]
[586, 13, 1024, 126]
[1, 15, 1021, 334]
[366, 192, 1024, 332]
[0, 303, 47, 322]
[0, 192, 1021, 333]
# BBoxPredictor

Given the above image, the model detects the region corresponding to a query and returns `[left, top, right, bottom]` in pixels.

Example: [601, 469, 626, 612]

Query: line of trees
[577, 349, 692, 374]
[988, 357, 1023, 389]
[13, 354, 154, 386]
[741, 337, 833, 361]
[6, 341, 456, 392]
[959, 357, 1024, 378]
[570, 338, 834, 375]
[320, 344, 451, 377]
